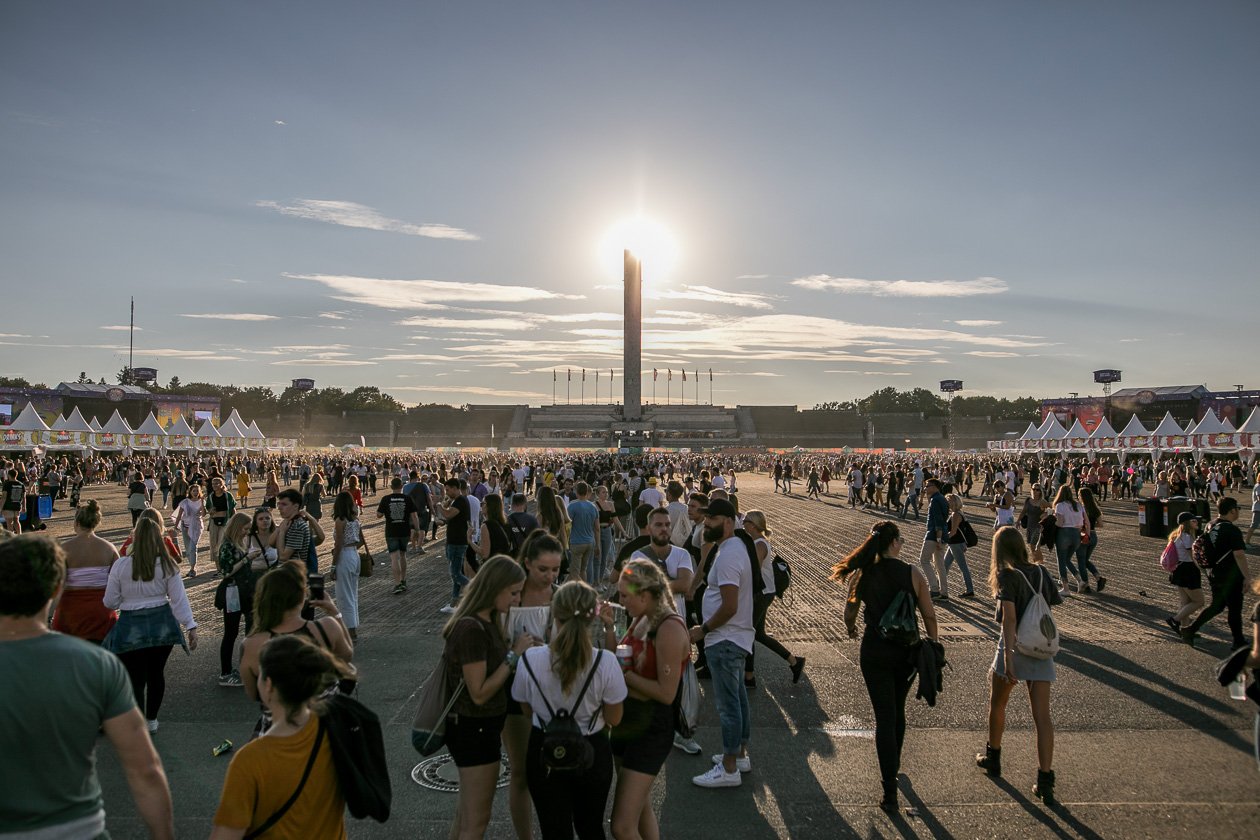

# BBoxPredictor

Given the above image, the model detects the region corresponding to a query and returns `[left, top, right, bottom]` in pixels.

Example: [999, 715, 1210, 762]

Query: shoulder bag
[242, 722, 324, 840]
[411, 656, 465, 756]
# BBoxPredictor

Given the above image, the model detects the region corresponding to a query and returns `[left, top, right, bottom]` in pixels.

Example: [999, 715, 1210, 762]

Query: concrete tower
[623, 249, 642, 420]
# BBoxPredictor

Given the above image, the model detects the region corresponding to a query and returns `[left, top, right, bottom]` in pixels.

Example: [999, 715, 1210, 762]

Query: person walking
[567, 482, 601, 585]
[1075, 487, 1107, 593]
[740, 510, 805, 687]
[377, 477, 420, 596]
[1021, 485, 1048, 549]
[52, 499, 119, 643]
[102, 518, 199, 733]
[215, 512, 258, 687]
[1181, 497, 1251, 649]
[918, 479, 949, 599]
[1165, 511, 1205, 634]
[832, 520, 939, 812]
[171, 484, 205, 578]
[331, 491, 366, 640]
[974, 527, 1063, 805]
[440, 478, 473, 613]
[944, 493, 977, 598]
[512, 581, 627, 839]
[1051, 485, 1086, 596]
[204, 477, 236, 564]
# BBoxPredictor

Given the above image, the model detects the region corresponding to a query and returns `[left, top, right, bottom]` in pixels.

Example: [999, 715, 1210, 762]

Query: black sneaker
[1095, 577, 1107, 593]
[392, 583, 405, 595]
[1165, 617, 1181, 634]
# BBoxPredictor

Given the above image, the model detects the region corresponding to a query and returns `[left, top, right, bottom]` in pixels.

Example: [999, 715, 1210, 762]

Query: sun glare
[599, 216, 679, 284]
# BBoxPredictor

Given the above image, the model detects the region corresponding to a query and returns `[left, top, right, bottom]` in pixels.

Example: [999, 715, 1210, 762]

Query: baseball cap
[699, 498, 737, 519]
[1176, 511, 1198, 525]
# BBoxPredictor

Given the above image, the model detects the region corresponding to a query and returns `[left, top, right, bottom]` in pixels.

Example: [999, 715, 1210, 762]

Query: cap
[1176, 511, 1198, 525]
[699, 498, 738, 519]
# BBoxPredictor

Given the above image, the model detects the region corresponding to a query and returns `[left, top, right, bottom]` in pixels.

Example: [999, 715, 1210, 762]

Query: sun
[599, 216, 679, 284]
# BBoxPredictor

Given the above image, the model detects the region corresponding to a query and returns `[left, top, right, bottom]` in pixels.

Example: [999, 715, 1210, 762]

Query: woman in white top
[330, 491, 365, 640]
[1051, 485, 1087, 595]
[1165, 511, 1204, 632]
[103, 517, 198, 733]
[171, 483, 206, 577]
[512, 581, 625, 840]
[741, 510, 805, 689]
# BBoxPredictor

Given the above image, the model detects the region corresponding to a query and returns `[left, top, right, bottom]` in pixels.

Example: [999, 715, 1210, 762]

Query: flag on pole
[553, 370, 557, 382]
[582, 368, 586, 381]
[610, 368, 613, 381]
[708, 368, 713, 381]
[682, 369, 687, 382]
[567, 368, 571, 381]
[653, 368, 658, 380]
[667, 369, 672, 381]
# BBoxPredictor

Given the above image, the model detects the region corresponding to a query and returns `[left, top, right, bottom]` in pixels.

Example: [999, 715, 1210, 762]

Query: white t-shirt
[631, 544, 694, 615]
[710, 474, 727, 490]
[754, 536, 776, 595]
[666, 501, 691, 546]
[701, 537, 756, 654]
[466, 494, 482, 543]
[512, 647, 627, 732]
[1252, 484, 1260, 513]
[1055, 501, 1085, 528]
[639, 486, 665, 508]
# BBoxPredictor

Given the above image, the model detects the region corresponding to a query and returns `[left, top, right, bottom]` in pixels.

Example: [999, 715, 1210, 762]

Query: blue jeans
[945, 543, 974, 593]
[1076, 531, 1100, 581]
[1055, 528, 1081, 583]
[599, 526, 615, 579]
[707, 640, 751, 755]
[445, 544, 469, 602]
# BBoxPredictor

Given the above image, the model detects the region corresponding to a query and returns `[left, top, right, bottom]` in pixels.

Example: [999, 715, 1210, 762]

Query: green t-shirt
[0, 632, 135, 832]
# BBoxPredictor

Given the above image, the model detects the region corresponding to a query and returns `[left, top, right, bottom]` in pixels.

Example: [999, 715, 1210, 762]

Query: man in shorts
[378, 477, 420, 595]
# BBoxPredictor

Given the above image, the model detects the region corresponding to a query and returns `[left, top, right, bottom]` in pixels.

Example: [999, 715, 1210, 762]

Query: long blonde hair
[130, 517, 178, 581]
[550, 580, 597, 692]
[620, 559, 676, 631]
[987, 525, 1032, 598]
[442, 555, 525, 639]
[223, 512, 252, 548]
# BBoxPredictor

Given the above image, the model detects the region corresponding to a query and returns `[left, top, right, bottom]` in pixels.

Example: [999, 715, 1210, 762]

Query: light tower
[623, 250, 642, 421]
[1093, 369, 1122, 429]
[940, 379, 963, 451]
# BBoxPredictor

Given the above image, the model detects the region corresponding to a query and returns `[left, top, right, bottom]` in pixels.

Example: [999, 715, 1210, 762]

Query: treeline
[814, 387, 1040, 421]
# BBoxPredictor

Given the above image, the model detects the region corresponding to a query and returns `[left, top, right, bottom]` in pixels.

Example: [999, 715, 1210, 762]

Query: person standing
[377, 477, 420, 596]
[944, 493, 977, 598]
[1181, 497, 1250, 649]
[0, 535, 175, 839]
[832, 521, 939, 812]
[567, 482, 601, 585]
[975, 527, 1063, 806]
[688, 499, 756, 788]
[740, 510, 805, 687]
[441, 478, 473, 613]
[331, 491, 366, 640]
[1165, 511, 1205, 633]
[171, 484, 205, 578]
[1051, 486, 1086, 596]
[204, 477, 236, 566]
[52, 499, 119, 643]
[127, 471, 150, 526]
[918, 479, 949, 599]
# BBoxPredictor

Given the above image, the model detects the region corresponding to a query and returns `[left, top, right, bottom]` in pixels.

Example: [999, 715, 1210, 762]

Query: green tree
[76, 371, 92, 384]
[0, 376, 31, 388]
[167, 376, 181, 392]
[115, 367, 137, 386]
[812, 400, 858, 411]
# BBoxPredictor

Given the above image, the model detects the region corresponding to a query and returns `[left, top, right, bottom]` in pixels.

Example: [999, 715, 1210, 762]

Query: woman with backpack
[831, 521, 939, 813]
[443, 555, 534, 840]
[608, 560, 689, 840]
[944, 493, 977, 598]
[975, 526, 1063, 805]
[511, 581, 626, 840]
[210, 634, 351, 839]
[1165, 511, 1204, 634]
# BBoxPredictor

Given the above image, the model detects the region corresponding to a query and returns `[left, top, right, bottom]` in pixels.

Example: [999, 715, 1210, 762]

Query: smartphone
[308, 574, 325, 602]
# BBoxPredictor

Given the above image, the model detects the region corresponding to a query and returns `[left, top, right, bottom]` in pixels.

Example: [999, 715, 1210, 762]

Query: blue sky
[2, 1, 1257, 407]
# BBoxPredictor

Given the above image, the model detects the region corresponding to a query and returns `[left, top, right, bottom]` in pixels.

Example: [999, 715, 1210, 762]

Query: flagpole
[567, 369, 571, 405]
[709, 368, 713, 405]
[552, 370, 557, 405]
[581, 369, 585, 405]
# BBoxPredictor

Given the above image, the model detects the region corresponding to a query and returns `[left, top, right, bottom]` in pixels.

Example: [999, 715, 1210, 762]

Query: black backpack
[319, 694, 391, 822]
[959, 518, 979, 548]
[772, 554, 791, 599]
[522, 650, 604, 772]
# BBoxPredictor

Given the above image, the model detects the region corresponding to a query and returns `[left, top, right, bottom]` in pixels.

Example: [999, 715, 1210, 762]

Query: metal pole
[129, 296, 134, 378]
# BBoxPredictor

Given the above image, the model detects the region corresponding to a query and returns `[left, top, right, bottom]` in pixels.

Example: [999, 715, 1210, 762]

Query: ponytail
[549, 580, 596, 692]
[831, 520, 901, 585]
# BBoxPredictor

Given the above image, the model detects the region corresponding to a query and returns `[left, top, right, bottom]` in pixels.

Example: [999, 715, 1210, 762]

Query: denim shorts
[386, 536, 410, 554]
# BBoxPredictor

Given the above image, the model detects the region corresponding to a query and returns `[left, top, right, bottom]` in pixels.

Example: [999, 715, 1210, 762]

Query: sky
[2, 1, 1258, 408]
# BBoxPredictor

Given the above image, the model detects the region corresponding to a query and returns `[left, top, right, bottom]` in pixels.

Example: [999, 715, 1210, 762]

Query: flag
[668, 369, 672, 381]
[582, 368, 586, 381]
[695, 369, 699, 383]
[682, 369, 687, 382]
[610, 368, 613, 381]
[708, 368, 713, 381]
[567, 368, 571, 381]
[653, 368, 658, 381]
[553, 370, 557, 382]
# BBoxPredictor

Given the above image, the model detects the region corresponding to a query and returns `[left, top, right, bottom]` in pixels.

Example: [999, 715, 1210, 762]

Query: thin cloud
[100, 325, 142, 332]
[825, 370, 912, 376]
[792, 275, 1009, 297]
[227, 278, 246, 284]
[964, 351, 1021, 358]
[257, 199, 479, 241]
[730, 372, 783, 377]
[180, 313, 279, 322]
[736, 274, 770, 280]
[270, 358, 377, 366]
[653, 284, 776, 310]
[397, 317, 533, 332]
[953, 319, 1003, 327]
[477, 362, 520, 368]
[392, 385, 547, 399]
[289, 273, 583, 310]
[318, 312, 346, 320]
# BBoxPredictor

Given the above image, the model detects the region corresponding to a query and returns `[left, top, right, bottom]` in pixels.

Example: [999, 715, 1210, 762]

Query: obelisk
[623, 249, 642, 421]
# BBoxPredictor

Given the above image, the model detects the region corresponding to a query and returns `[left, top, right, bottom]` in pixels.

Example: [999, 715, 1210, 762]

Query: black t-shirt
[2, 479, 25, 508]
[995, 564, 1063, 624]
[208, 490, 230, 522]
[1206, 519, 1246, 571]
[376, 493, 418, 539]
[615, 535, 652, 572]
[445, 495, 471, 546]
[485, 519, 513, 556]
[857, 559, 914, 633]
[506, 511, 540, 553]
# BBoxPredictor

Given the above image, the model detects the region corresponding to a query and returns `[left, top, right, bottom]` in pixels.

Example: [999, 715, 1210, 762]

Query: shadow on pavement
[898, 774, 957, 840]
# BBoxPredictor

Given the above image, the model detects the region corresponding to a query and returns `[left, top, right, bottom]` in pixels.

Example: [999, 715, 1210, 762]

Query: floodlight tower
[1093, 369, 1122, 429]
[940, 380, 963, 451]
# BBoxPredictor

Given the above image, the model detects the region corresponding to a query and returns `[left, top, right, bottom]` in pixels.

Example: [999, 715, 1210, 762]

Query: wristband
[505, 651, 521, 669]
[700, 622, 711, 635]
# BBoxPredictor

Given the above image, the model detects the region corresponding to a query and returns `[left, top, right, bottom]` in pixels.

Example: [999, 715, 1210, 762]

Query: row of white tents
[1, 406, 297, 453]
[988, 407, 1260, 466]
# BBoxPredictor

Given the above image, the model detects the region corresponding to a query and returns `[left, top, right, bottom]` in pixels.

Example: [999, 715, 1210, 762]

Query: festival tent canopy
[1191, 409, 1228, 435]
[130, 413, 167, 451]
[1063, 418, 1092, 452]
[61, 407, 94, 433]
[8, 403, 51, 432]
[195, 418, 222, 451]
[1237, 407, 1260, 435]
[0, 403, 51, 450]
[47, 406, 93, 451]
[91, 410, 133, 450]
[1018, 422, 1040, 440]
[1035, 415, 1059, 437]
[1036, 415, 1069, 451]
[244, 420, 266, 451]
[50, 413, 69, 431]
[101, 411, 134, 435]
[217, 410, 250, 450]
[163, 414, 197, 450]
[1087, 417, 1118, 447]
[88, 416, 102, 432]
[1151, 411, 1191, 452]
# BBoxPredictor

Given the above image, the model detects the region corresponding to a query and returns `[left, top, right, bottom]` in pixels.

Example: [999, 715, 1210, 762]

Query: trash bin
[1164, 497, 1192, 532]
[1137, 497, 1165, 538]
[1192, 498, 1212, 522]
[37, 494, 52, 520]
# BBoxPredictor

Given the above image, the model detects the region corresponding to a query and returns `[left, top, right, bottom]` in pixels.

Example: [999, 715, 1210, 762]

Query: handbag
[411, 656, 465, 756]
[359, 544, 374, 578]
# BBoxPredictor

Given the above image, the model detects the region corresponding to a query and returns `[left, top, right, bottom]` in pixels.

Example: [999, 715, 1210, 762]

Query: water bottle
[1229, 672, 1247, 701]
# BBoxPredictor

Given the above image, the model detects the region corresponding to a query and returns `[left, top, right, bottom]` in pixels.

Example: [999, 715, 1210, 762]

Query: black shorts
[609, 697, 674, 775]
[1169, 562, 1202, 591]
[445, 712, 506, 768]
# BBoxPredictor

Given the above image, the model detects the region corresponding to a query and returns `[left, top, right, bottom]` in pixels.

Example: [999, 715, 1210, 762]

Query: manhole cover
[412, 753, 511, 793]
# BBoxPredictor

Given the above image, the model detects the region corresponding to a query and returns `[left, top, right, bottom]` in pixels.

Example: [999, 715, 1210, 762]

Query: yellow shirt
[213, 714, 345, 839]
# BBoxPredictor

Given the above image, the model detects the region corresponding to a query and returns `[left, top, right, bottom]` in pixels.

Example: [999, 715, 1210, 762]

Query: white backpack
[1013, 566, 1059, 660]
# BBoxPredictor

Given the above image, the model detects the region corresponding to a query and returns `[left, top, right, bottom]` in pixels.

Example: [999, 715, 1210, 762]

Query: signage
[939, 380, 963, 392]
[1093, 369, 1123, 384]
[291, 378, 316, 391]
[132, 367, 158, 382]
[106, 388, 125, 402]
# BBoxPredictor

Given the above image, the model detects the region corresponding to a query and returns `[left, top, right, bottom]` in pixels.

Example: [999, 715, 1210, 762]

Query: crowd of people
[1, 446, 1258, 837]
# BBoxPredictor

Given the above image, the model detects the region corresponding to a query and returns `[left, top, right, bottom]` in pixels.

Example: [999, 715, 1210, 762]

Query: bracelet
[330, 613, 343, 620]
[505, 651, 521, 669]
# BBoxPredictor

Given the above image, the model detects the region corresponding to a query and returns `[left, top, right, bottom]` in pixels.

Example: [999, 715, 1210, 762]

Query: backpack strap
[311, 620, 332, 650]
[520, 651, 558, 719]
[571, 651, 604, 734]
[243, 719, 324, 840]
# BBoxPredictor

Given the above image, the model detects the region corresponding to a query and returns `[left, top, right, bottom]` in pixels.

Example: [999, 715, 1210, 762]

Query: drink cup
[616, 644, 633, 667]
[1229, 673, 1247, 701]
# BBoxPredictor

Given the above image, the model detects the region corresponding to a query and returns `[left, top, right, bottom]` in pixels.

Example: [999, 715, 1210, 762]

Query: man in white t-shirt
[631, 508, 694, 616]
[638, 476, 665, 508]
[689, 498, 755, 789]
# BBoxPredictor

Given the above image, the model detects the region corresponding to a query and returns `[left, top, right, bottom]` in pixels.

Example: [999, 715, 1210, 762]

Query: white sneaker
[218, 672, 243, 687]
[439, 604, 457, 614]
[692, 763, 742, 788]
[711, 753, 751, 773]
[1058, 587, 1070, 598]
[146, 720, 159, 733]
[673, 734, 702, 755]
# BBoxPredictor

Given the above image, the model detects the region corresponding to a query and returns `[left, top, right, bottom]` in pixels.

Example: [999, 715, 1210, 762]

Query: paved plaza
[36, 471, 1260, 838]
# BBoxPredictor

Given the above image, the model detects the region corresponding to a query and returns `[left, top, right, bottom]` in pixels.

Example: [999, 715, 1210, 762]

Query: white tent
[1, 403, 50, 449]
[1151, 412, 1190, 453]
[50, 413, 69, 431]
[1063, 418, 1092, 453]
[88, 416, 102, 432]
[131, 412, 167, 452]
[244, 420, 266, 452]
[48, 407, 92, 451]
[217, 410, 250, 451]
[93, 410, 133, 451]
[1037, 415, 1069, 452]
[1086, 417, 1119, 460]
[1192, 409, 1240, 458]
[1114, 414, 1155, 463]
[165, 414, 198, 451]
[195, 418, 222, 452]
[1017, 422, 1042, 451]
[1236, 407, 1260, 468]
